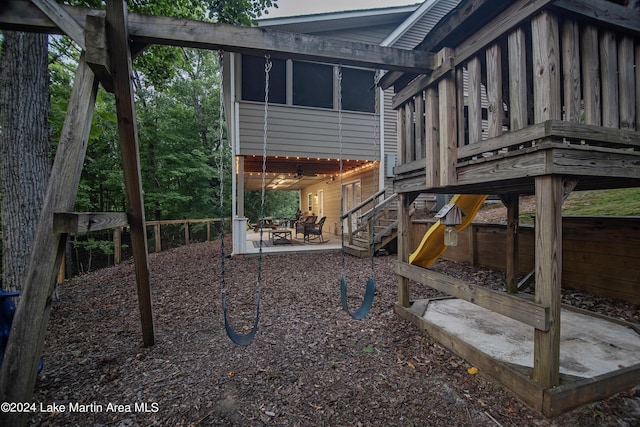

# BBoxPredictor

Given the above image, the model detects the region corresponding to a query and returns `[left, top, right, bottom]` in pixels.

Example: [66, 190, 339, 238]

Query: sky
[265, 0, 418, 18]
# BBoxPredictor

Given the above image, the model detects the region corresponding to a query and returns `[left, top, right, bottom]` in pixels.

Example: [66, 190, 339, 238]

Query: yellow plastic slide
[409, 194, 488, 268]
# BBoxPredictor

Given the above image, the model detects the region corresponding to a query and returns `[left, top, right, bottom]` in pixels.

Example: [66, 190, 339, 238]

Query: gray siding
[314, 24, 399, 45]
[239, 103, 377, 160]
[391, 0, 460, 50]
[383, 88, 398, 192]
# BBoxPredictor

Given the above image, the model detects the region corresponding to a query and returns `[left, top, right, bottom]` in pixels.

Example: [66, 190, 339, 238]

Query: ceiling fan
[295, 165, 317, 179]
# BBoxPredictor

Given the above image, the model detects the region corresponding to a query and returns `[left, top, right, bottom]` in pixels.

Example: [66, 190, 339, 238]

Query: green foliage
[206, 0, 278, 25]
[563, 188, 640, 216]
[72, 237, 114, 256]
[244, 190, 299, 222]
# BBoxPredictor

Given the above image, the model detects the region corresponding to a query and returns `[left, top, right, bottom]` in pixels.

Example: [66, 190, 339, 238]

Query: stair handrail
[340, 189, 386, 220]
[358, 192, 398, 223]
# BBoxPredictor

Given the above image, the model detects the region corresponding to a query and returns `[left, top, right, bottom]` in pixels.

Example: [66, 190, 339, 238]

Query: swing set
[217, 56, 381, 345]
[0, 0, 430, 411]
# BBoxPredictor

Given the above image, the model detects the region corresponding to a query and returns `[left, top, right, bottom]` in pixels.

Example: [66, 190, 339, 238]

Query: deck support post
[533, 175, 563, 387]
[397, 193, 412, 307]
[501, 194, 520, 293]
[106, 0, 154, 346]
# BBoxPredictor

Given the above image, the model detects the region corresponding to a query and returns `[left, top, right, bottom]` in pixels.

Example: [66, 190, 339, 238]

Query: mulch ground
[29, 238, 640, 426]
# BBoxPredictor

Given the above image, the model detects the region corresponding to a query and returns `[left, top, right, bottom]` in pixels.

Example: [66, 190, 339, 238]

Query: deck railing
[392, 1, 640, 189]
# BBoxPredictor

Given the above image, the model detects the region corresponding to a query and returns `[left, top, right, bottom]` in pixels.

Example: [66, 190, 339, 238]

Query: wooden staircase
[342, 191, 398, 258]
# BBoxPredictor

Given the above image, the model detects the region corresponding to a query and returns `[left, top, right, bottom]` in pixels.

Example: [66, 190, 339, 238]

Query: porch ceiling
[242, 156, 372, 191]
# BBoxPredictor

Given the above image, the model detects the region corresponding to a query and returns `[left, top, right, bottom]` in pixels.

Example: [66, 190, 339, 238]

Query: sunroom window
[341, 68, 375, 113]
[293, 61, 333, 109]
[241, 55, 286, 104]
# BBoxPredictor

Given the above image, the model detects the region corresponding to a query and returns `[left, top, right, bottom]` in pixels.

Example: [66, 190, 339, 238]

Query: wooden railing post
[425, 87, 439, 188]
[532, 11, 561, 123]
[508, 27, 528, 130]
[436, 47, 457, 187]
[184, 221, 189, 245]
[113, 226, 122, 264]
[154, 223, 161, 253]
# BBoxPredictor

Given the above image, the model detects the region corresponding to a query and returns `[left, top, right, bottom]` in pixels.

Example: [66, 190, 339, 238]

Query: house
[223, 0, 461, 254]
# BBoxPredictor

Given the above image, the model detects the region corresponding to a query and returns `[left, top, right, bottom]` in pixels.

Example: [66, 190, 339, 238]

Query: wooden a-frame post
[105, 0, 154, 347]
[0, 57, 99, 426]
[0, 1, 436, 420]
[0, 2, 154, 421]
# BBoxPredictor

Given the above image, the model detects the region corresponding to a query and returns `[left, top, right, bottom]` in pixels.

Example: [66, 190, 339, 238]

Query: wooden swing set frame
[0, 0, 432, 419]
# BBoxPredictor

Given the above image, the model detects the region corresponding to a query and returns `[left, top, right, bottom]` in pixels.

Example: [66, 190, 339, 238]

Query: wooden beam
[391, 52, 453, 110]
[129, 16, 434, 72]
[31, 0, 85, 50]
[618, 36, 636, 130]
[437, 48, 457, 187]
[85, 15, 114, 93]
[424, 87, 439, 189]
[562, 19, 581, 123]
[508, 27, 528, 131]
[53, 212, 128, 233]
[105, 0, 154, 347]
[114, 227, 122, 264]
[486, 42, 504, 138]
[453, 0, 555, 69]
[533, 175, 563, 387]
[500, 194, 520, 293]
[552, 0, 640, 34]
[397, 194, 412, 307]
[458, 120, 640, 159]
[0, 57, 98, 426]
[0, 0, 434, 73]
[467, 55, 482, 144]
[396, 262, 550, 331]
[532, 11, 561, 123]
[581, 24, 601, 126]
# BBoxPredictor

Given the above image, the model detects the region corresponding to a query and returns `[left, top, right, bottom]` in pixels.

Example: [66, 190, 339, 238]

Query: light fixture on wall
[434, 203, 465, 247]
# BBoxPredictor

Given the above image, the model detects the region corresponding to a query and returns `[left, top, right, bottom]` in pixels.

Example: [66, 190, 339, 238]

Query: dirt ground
[27, 229, 640, 426]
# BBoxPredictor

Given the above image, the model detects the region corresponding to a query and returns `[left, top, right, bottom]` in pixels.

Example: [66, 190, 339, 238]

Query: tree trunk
[0, 31, 51, 293]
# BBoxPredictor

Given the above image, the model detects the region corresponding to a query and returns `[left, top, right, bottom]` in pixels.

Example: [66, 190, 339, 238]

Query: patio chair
[295, 215, 317, 238]
[304, 216, 326, 243]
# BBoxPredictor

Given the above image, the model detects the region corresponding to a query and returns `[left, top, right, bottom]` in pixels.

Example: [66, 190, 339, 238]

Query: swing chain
[336, 66, 346, 282]
[370, 70, 381, 273]
[217, 50, 227, 299]
[337, 66, 378, 320]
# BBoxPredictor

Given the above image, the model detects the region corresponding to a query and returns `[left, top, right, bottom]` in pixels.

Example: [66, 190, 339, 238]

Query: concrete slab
[421, 298, 640, 378]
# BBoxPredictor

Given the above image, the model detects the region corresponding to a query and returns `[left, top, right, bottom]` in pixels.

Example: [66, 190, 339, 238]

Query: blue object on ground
[0, 289, 43, 373]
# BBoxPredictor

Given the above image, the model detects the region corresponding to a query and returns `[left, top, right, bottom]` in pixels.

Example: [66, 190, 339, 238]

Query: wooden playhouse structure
[0, 0, 638, 421]
[385, 0, 640, 417]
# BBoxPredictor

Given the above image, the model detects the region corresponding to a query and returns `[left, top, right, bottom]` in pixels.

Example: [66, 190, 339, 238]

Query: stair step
[344, 244, 370, 258]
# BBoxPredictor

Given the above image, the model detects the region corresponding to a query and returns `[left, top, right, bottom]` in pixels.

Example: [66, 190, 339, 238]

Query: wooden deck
[394, 121, 640, 195]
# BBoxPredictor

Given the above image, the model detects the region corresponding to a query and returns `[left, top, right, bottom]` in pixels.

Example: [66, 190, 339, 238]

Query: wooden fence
[113, 218, 227, 264]
[411, 217, 640, 304]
